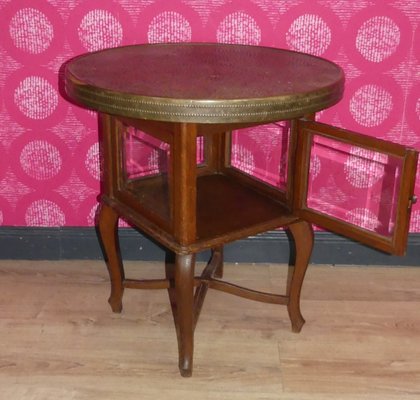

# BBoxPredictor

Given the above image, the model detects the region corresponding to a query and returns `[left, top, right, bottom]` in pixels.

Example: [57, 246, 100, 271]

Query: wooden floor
[0, 259, 419, 399]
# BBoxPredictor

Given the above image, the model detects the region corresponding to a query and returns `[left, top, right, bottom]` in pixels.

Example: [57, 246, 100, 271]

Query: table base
[98, 203, 313, 377]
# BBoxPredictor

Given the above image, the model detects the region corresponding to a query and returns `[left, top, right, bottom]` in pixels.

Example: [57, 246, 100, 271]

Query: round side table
[64, 43, 417, 376]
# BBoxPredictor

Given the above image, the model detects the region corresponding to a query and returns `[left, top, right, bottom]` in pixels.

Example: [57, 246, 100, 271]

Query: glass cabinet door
[293, 119, 418, 255]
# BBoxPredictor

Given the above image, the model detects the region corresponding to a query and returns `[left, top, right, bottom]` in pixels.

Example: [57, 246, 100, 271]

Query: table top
[65, 43, 345, 124]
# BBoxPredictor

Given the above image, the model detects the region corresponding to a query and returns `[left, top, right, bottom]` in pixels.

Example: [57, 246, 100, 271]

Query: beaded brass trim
[65, 77, 344, 124]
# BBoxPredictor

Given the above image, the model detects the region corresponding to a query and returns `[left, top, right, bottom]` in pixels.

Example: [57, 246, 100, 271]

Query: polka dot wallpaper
[0, 0, 419, 230]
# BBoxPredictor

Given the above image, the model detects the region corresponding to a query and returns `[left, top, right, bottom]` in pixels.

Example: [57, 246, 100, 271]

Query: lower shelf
[114, 172, 298, 252]
[196, 174, 296, 241]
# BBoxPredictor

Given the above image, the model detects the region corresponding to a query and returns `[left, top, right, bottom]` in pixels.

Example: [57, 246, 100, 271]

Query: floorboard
[0, 260, 419, 399]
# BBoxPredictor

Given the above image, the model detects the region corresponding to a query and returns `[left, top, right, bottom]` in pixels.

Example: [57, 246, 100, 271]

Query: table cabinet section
[99, 114, 299, 254]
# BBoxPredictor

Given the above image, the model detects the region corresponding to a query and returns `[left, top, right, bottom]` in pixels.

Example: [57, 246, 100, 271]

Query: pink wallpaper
[0, 0, 419, 230]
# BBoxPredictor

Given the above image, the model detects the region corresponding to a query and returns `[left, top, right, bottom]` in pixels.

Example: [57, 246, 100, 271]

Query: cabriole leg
[212, 246, 224, 278]
[174, 253, 196, 377]
[97, 203, 125, 313]
[286, 220, 314, 333]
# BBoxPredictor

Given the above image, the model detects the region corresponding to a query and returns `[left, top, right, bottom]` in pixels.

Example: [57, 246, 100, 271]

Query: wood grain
[0, 260, 419, 399]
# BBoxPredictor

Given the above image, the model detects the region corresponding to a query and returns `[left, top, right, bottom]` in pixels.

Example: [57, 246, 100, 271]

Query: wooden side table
[64, 43, 418, 376]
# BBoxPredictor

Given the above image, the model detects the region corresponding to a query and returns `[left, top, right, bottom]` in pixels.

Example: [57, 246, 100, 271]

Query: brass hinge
[408, 195, 418, 209]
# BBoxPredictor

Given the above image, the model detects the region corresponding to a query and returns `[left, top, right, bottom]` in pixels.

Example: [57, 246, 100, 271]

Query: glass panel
[124, 127, 204, 179]
[125, 126, 170, 179]
[230, 122, 290, 190]
[121, 126, 203, 227]
[123, 126, 171, 222]
[307, 134, 403, 238]
[197, 135, 204, 165]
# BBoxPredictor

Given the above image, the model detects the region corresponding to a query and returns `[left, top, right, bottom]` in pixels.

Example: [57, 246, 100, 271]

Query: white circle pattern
[85, 143, 100, 180]
[20, 140, 62, 180]
[310, 154, 321, 180]
[25, 199, 66, 226]
[231, 144, 255, 175]
[409, 210, 420, 231]
[147, 149, 162, 175]
[78, 10, 123, 52]
[217, 12, 261, 45]
[9, 8, 54, 54]
[344, 147, 386, 188]
[148, 11, 192, 43]
[349, 84, 393, 127]
[286, 14, 331, 56]
[356, 16, 400, 63]
[87, 203, 99, 226]
[14, 76, 58, 120]
[345, 207, 380, 231]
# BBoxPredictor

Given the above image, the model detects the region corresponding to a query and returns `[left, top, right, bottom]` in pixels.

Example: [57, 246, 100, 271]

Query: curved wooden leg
[193, 246, 223, 329]
[286, 220, 314, 333]
[97, 203, 125, 313]
[213, 246, 224, 279]
[175, 253, 195, 377]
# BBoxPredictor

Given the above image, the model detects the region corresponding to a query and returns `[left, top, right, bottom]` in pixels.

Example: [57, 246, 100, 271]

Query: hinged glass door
[294, 119, 418, 255]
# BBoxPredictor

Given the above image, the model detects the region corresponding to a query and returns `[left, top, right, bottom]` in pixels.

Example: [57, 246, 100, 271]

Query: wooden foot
[174, 253, 195, 377]
[97, 203, 125, 313]
[286, 221, 314, 333]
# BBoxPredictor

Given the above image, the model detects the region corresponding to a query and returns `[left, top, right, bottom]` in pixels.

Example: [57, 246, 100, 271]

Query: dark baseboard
[0, 227, 418, 266]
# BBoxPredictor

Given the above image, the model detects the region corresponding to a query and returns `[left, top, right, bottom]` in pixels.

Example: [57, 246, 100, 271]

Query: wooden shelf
[196, 174, 296, 241]
[123, 173, 297, 249]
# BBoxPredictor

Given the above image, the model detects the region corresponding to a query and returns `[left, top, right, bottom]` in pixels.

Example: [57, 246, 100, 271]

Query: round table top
[64, 43, 345, 124]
